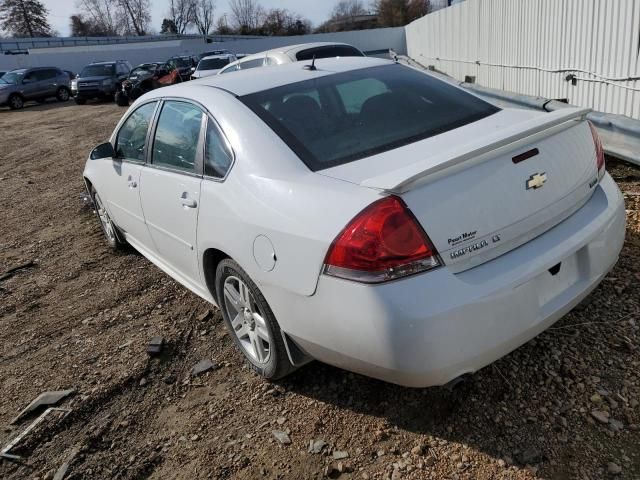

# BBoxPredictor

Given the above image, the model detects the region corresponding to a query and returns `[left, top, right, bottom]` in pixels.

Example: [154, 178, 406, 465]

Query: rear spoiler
[360, 107, 592, 193]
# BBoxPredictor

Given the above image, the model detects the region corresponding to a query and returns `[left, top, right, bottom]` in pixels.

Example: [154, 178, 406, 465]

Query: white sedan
[83, 57, 625, 387]
[190, 54, 237, 79]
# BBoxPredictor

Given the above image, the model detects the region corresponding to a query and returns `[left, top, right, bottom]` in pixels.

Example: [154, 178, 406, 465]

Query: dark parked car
[115, 62, 182, 106]
[166, 55, 198, 81]
[72, 60, 131, 105]
[0, 67, 71, 110]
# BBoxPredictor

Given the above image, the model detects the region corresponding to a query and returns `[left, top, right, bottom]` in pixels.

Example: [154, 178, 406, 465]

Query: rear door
[139, 100, 205, 285]
[39, 69, 59, 97]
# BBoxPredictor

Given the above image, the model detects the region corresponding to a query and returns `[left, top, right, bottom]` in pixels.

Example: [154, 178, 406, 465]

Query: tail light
[588, 121, 605, 179]
[323, 196, 441, 283]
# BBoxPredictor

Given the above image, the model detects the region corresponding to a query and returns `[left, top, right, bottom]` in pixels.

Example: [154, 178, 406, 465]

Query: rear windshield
[81, 65, 114, 77]
[198, 58, 230, 70]
[240, 64, 500, 171]
[295, 45, 364, 61]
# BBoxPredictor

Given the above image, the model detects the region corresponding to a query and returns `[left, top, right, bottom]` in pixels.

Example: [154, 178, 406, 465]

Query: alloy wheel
[223, 276, 271, 364]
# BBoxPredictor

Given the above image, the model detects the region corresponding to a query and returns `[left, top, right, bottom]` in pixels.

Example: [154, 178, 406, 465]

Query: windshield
[240, 64, 500, 171]
[198, 58, 230, 70]
[80, 65, 115, 77]
[0, 71, 24, 84]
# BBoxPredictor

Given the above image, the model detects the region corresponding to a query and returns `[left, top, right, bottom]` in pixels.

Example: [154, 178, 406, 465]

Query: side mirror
[90, 142, 116, 160]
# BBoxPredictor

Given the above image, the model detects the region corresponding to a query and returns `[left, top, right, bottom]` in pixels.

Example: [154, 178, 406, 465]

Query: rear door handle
[128, 181, 137, 188]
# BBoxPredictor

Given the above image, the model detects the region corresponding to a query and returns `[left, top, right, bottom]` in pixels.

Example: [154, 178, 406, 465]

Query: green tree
[160, 17, 178, 34]
[0, 0, 52, 37]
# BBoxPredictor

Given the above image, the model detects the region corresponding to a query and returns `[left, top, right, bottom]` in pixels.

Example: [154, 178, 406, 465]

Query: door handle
[128, 181, 137, 188]
[181, 197, 197, 208]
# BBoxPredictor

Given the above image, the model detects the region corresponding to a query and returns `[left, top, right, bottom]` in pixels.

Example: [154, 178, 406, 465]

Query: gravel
[0, 105, 639, 479]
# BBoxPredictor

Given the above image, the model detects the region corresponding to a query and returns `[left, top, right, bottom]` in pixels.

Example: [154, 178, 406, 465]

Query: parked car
[72, 60, 131, 105]
[0, 67, 71, 110]
[0, 71, 6, 78]
[165, 55, 198, 81]
[115, 62, 182, 107]
[218, 42, 365, 75]
[191, 54, 237, 79]
[83, 57, 625, 387]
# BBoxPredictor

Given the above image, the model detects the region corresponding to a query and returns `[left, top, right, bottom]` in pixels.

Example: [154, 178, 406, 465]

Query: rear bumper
[265, 173, 626, 387]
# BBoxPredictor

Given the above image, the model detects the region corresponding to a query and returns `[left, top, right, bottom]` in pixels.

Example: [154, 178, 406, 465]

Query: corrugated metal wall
[406, 0, 640, 119]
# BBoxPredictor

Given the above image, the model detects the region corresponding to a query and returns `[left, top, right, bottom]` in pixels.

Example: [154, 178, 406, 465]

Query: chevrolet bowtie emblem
[526, 172, 547, 190]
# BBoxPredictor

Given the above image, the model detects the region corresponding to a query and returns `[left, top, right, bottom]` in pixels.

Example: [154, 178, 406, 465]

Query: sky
[39, 0, 339, 37]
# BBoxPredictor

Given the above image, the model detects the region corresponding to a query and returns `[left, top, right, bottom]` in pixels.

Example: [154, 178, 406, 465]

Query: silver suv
[0, 67, 71, 110]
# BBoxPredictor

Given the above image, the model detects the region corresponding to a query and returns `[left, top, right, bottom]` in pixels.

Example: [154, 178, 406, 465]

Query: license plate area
[537, 252, 581, 306]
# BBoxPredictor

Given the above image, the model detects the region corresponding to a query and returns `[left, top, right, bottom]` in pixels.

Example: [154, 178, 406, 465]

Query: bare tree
[228, 0, 263, 33]
[191, 0, 215, 35]
[75, 0, 120, 35]
[0, 0, 52, 37]
[167, 0, 192, 34]
[374, 0, 428, 27]
[331, 0, 367, 19]
[116, 0, 150, 35]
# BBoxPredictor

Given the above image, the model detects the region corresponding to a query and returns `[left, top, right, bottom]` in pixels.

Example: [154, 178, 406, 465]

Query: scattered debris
[272, 430, 291, 445]
[0, 261, 36, 283]
[308, 439, 327, 454]
[52, 446, 80, 480]
[147, 336, 165, 356]
[11, 389, 74, 425]
[191, 359, 216, 377]
[332, 450, 349, 460]
[1, 408, 71, 460]
[591, 410, 610, 424]
[79, 191, 93, 211]
[607, 462, 622, 475]
[197, 310, 212, 322]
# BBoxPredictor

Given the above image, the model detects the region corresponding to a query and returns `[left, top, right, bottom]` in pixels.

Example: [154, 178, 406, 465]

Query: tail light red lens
[588, 121, 605, 179]
[324, 196, 441, 283]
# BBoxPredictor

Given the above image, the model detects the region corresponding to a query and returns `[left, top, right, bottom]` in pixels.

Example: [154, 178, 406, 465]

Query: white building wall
[406, 0, 640, 119]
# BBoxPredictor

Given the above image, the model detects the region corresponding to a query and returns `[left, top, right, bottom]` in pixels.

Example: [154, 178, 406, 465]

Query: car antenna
[304, 55, 317, 71]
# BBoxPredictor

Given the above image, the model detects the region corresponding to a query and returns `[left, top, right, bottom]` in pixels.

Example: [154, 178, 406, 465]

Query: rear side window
[204, 119, 233, 178]
[152, 101, 203, 173]
[239, 58, 264, 70]
[116, 102, 157, 161]
[241, 64, 500, 171]
[295, 45, 364, 61]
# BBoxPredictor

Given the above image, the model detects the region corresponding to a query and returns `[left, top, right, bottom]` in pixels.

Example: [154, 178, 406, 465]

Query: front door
[99, 101, 158, 247]
[139, 100, 205, 285]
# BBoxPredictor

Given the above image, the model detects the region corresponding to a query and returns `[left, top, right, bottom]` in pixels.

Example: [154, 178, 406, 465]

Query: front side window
[241, 64, 500, 171]
[204, 119, 233, 178]
[152, 101, 203, 173]
[115, 102, 157, 161]
[0, 71, 24, 84]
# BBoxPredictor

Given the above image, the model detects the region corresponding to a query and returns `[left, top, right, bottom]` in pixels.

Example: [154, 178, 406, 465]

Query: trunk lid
[319, 107, 600, 272]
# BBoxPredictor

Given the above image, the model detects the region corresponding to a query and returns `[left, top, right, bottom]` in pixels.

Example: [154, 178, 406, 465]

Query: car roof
[200, 54, 235, 61]
[152, 57, 391, 98]
[255, 42, 356, 57]
[89, 61, 117, 65]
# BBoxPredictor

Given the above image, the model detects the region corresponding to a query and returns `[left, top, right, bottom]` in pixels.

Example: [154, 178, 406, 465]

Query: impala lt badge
[526, 172, 547, 190]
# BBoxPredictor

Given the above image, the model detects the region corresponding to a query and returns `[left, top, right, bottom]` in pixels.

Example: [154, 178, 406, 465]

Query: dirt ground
[0, 99, 639, 480]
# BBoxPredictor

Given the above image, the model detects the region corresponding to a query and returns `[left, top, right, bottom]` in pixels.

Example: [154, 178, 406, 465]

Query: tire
[115, 91, 129, 107]
[8, 94, 23, 110]
[56, 87, 70, 102]
[74, 97, 87, 105]
[91, 187, 126, 250]
[215, 259, 295, 381]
